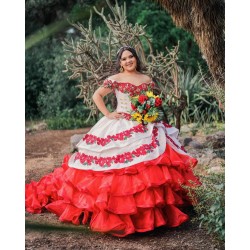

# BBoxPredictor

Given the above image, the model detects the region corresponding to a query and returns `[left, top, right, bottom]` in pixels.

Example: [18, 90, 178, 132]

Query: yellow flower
[132, 112, 142, 119]
[144, 113, 158, 123]
[132, 112, 143, 123]
[146, 91, 155, 98]
[136, 117, 142, 123]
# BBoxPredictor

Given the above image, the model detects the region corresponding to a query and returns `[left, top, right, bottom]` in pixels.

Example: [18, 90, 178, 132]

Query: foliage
[126, 0, 207, 72]
[25, 0, 100, 36]
[165, 67, 224, 125]
[25, 1, 111, 121]
[45, 105, 95, 130]
[26, 37, 92, 120]
[25, 40, 51, 119]
[37, 38, 79, 118]
[184, 165, 225, 241]
[198, 65, 225, 112]
[25, 0, 222, 129]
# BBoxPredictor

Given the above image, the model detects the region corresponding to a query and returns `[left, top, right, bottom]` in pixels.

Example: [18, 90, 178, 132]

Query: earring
[120, 66, 124, 73]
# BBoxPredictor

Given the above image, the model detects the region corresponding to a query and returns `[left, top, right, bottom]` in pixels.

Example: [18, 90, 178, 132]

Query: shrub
[45, 104, 95, 130]
[179, 68, 224, 124]
[184, 164, 225, 241]
[26, 37, 84, 120]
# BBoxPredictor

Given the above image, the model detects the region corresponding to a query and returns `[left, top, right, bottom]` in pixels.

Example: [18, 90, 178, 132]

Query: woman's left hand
[106, 111, 123, 120]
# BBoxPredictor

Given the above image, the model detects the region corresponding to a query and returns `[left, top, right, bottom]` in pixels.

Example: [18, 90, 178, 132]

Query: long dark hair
[116, 46, 142, 72]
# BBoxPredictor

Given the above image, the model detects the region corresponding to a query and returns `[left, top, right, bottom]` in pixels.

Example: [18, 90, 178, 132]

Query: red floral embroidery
[101, 79, 118, 90]
[83, 123, 148, 146]
[166, 134, 187, 153]
[102, 79, 155, 96]
[180, 145, 187, 153]
[74, 127, 159, 167]
[162, 121, 172, 128]
[161, 122, 186, 152]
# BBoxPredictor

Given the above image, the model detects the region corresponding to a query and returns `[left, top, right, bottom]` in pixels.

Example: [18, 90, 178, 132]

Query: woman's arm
[92, 87, 123, 119]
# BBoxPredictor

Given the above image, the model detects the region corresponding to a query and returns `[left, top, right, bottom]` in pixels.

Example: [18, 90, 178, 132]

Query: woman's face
[120, 50, 137, 72]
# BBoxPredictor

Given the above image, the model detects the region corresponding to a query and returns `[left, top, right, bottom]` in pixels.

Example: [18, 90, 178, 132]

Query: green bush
[185, 165, 225, 241]
[164, 68, 224, 125]
[26, 37, 84, 120]
[46, 106, 95, 130]
[179, 68, 224, 124]
[25, 41, 49, 119]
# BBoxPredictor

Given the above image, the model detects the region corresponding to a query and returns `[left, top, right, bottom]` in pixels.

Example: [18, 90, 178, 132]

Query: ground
[25, 127, 224, 250]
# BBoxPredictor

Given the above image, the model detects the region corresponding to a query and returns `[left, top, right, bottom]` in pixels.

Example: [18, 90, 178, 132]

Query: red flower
[138, 95, 148, 104]
[146, 104, 151, 110]
[155, 97, 162, 107]
[131, 104, 137, 110]
[118, 155, 126, 163]
[142, 110, 147, 114]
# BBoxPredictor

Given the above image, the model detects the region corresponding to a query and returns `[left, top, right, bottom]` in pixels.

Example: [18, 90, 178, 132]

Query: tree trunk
[171, 94, 187, 131]
[174, 111, 181, 131]
[155, 0, 225, 87]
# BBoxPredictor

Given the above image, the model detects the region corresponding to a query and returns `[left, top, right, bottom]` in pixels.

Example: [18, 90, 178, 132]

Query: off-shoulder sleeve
[148, 80, 156, 89]
[101, 79, 117, 90]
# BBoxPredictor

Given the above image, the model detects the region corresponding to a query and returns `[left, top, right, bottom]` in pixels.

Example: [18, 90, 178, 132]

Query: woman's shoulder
[101, 75, 119, 89]
[106, 74, 121, 82]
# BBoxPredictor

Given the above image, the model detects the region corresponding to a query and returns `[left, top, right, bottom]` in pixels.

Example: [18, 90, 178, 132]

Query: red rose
[155, 97, 162, 107]
[131, 103, 137, 110]
[142, 110, 147, 114]
[138, 95, 148, 104]
[146, 104, 151, 110]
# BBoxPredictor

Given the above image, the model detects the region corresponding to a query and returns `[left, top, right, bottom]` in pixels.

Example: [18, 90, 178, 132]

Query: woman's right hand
[105, 111, 123, 120]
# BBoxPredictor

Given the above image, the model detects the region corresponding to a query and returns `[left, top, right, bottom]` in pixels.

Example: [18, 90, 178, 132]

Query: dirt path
[25, 128, 224, 250]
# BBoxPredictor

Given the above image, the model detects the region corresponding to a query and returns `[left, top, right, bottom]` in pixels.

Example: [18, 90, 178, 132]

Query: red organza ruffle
[25, 144, 200, 237]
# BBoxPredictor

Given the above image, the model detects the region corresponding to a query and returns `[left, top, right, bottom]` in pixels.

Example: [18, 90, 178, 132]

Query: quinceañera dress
[25, 79, 200, 237]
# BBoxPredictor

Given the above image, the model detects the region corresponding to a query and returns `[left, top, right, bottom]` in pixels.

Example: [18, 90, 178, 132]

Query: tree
[126, 0, 207, 73]
[155, 0, 225, 88]
[25, 0, 107, 50]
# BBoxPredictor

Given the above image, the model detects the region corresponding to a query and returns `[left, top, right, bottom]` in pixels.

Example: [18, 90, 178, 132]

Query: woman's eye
[121, 55, 133, 61]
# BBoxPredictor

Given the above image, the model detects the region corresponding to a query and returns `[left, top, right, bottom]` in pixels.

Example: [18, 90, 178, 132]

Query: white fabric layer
[68, 85, 189, 171]
[68, 119, 188, 171]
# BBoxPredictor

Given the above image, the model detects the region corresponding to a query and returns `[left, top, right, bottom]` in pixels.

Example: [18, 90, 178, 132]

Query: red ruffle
[25, 144, 201, 237]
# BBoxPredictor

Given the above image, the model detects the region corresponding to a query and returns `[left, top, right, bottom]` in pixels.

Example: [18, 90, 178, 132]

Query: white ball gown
[25, 79, 201, 237]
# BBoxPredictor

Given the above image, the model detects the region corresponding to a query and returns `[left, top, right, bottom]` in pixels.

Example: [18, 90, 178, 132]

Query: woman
[25, 46, 200, 237]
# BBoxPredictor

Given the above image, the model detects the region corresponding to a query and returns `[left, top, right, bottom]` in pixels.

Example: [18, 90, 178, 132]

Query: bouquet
[130, 90, 164, 125]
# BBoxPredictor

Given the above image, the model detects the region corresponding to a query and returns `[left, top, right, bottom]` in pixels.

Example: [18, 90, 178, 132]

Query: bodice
[102, 79, 156, 114]
[115, 90, 132, 113]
